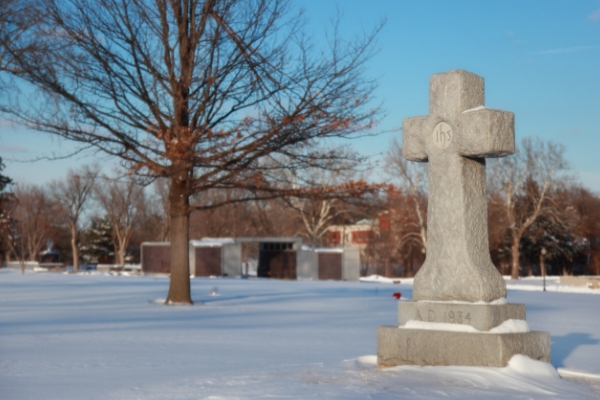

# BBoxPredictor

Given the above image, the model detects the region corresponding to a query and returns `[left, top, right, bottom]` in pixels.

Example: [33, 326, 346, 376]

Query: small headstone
[377, 70, 550, 368]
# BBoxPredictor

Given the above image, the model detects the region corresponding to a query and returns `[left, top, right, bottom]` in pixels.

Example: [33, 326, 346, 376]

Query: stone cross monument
[377, 70, 550, 368]
[403, 70, 513, 302]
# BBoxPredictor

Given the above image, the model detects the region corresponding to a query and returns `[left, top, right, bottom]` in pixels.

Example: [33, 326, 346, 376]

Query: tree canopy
[0, 0, 383, 303]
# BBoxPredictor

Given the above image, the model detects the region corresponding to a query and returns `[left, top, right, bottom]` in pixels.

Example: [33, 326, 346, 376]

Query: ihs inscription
[432, 122, 453, 149]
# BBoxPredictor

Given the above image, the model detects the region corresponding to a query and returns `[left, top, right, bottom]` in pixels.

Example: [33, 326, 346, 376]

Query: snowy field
[1, 270, 599, 399]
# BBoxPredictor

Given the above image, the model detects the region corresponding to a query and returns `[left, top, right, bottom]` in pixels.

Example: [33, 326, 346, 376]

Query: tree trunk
[165, 176, 192, 305]
[540, 252, 546, 279]
[384, 258, 391, 277]
[71, 226, 79, 272]
[510, 235, 520, 280]
[115, 245, 125, 266]
[404, 263, 412, 278]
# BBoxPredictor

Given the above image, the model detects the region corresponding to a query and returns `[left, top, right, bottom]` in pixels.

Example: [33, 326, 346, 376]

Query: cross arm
[402, 116, 429, 162]
[457, 108, 515, 159]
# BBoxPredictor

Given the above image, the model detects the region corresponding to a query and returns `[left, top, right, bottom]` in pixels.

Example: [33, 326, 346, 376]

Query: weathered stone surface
[377, 326, 550, 368]
[402, 70, 514, 302]
[398, 302, 525, 331]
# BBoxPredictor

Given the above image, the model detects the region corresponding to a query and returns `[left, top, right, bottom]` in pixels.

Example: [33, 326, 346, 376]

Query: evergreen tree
[0, 157, 11, 193]
[80, 217, 114, 265]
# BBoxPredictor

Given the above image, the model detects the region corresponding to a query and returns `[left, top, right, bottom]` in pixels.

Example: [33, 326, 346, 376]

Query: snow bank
[355, 355, 378, 366]
[384, 354, 560, 379]
[300, 245, 344, 252]
[402, 319, 479, 332]
[507, 354, 559, 378]
[505, 282, 600, 294]
[374, 354, 595, 399]
[400, 319, 530, 333]
[359, 274, 600, 295]
[314, 248, 344, 253]
[191, 238, 235, 246]
[505, 275, 599, 293]
[359, 274, 411, 284]
[489, 319, 530, 333]
[557, 368, 600, 383]
[418, 297, 508, 305]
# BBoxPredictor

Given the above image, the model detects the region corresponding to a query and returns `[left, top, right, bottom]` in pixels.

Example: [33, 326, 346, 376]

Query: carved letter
[428, 309, 436, 322]
[415, 310, 423, 321]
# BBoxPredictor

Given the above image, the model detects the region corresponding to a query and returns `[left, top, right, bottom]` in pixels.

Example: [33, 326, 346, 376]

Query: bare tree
[281, 154, 361, 247]
[0, 0, 41, 75]
[384, 138, 428, 250]
[246, 197, 298, 237]
[488, 137, 570, 279]
[361, 186, 427, 278]
[0, 157, 13, 262]
[190, 188, 255, 238]
[51, 165, 99, 271]
[189, 192, 301, 240]
[487, 192, 512, 274]
[1, 0, 382, 304]
[571, 187, 600, 275]
[0, 203, 28, 273]
[0, 184, 53, 272]
[95, 176, 145, 265]
[292, 197, 340, 247]
[518, 188, 580, 276]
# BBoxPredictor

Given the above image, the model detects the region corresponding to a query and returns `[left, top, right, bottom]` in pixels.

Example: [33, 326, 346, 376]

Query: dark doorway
[318, 252, 343, 280]
[257, 242, 297, 279]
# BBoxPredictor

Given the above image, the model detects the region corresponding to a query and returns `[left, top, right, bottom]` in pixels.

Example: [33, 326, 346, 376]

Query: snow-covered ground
[1, 269, 599, 399]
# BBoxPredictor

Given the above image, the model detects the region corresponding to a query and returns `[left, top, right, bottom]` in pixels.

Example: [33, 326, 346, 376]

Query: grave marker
[403, 70, 513, 302]
[377, 70, 550, 367]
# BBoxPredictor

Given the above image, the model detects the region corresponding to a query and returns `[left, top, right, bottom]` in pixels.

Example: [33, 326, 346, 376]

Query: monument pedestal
[377, 301, 551, 368]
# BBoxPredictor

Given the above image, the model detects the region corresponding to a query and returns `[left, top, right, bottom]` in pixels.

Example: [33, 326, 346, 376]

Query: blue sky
[2, 0, 600, 191]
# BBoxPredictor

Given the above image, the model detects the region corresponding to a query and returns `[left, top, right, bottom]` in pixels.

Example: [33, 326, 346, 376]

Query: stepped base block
[377, 326, 550, 368]
[398, 302, 525, 331]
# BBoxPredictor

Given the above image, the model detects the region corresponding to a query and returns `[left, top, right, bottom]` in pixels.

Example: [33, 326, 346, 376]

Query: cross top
[404, 70, 514, 163]
[402, 70, 514, 302]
